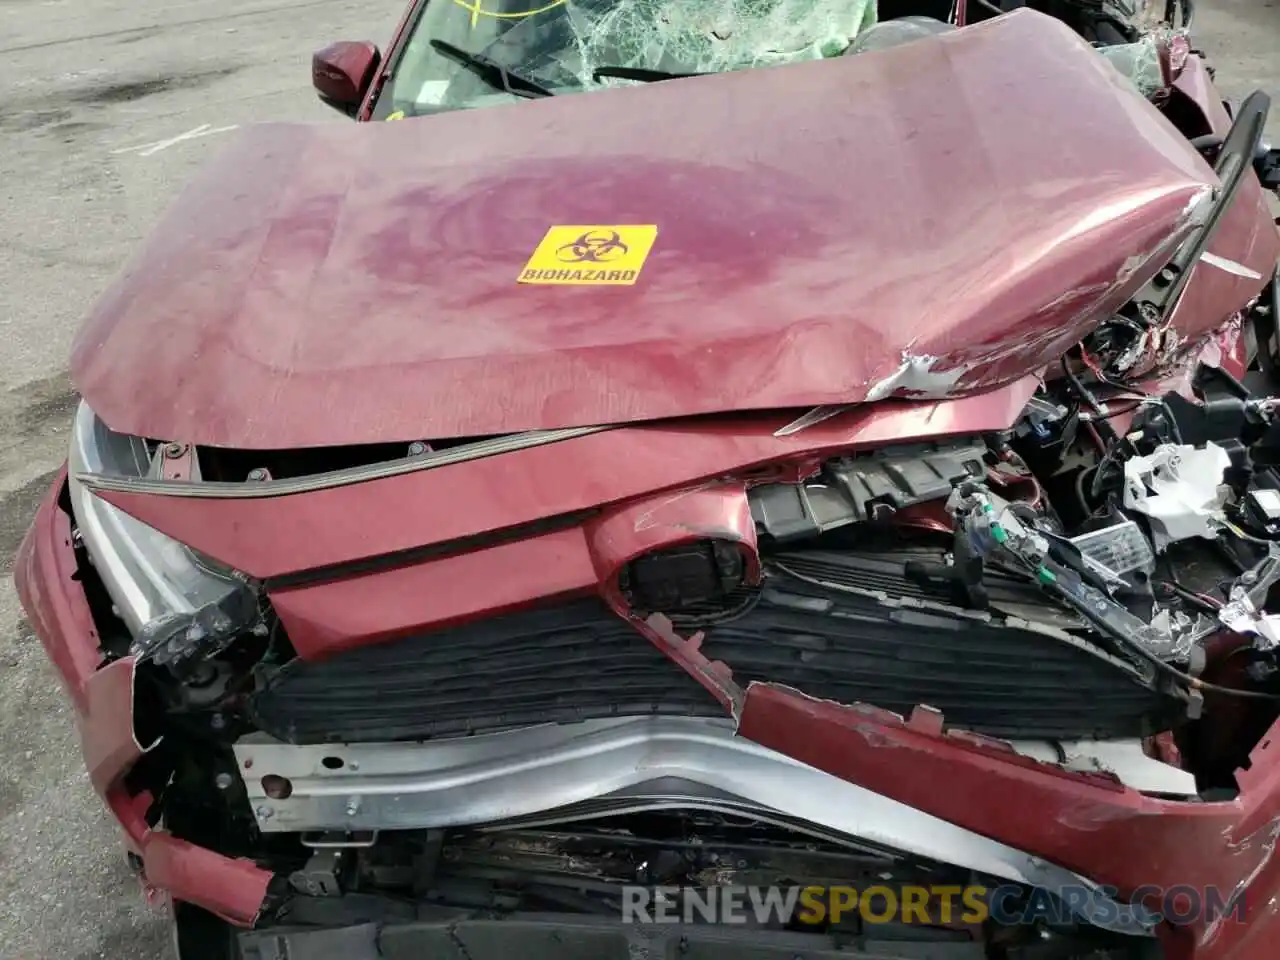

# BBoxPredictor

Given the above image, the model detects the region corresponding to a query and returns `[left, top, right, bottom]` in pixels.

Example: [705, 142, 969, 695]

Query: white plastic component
[1122, 443, 1231, 551]
[1252, 488, 1280, 522]
[1219, 592, 1280, 651]
[1069, 520, 1155, 580]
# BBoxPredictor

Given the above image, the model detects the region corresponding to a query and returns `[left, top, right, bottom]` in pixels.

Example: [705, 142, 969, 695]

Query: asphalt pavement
[0, 3, 403, 957]
[0, 0, 1277, 956]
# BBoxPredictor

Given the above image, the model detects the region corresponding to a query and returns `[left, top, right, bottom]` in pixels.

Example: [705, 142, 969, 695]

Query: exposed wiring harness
[1062, 354, 1119, 444]
[955, 486, 1280, 703]
[1061, 343, 1186, 506]
[1154, 578, 1223, 613]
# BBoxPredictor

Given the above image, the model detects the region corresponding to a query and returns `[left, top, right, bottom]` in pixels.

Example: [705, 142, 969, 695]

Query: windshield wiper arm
[1131, 89, 1270, 324]
[592, 66, 706, 83]
[429, 39, 554, 99]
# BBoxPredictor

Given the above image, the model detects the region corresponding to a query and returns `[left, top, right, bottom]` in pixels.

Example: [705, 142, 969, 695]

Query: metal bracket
[301, 831, 379, 849]
[156, 442, 200, 482]
[289, 848, 345, 897]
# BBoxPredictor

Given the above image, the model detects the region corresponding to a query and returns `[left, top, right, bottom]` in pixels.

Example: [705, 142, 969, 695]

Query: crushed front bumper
[17, 467, 1280, 959]
[13, 469, 273, 927]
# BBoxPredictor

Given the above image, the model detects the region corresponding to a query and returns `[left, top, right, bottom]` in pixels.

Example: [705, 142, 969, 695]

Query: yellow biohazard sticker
[518, 225, 658, 285]
[386, 110, 405, 121]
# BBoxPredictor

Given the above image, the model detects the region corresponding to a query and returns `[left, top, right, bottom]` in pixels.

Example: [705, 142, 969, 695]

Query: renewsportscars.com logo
[620, 884, 1246, 929]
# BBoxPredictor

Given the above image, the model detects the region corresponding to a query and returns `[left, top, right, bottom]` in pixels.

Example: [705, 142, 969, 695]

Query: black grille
[702, 586, 1173, 741]
[252, 558, 1180, 745]
[250, 600, 723, 743]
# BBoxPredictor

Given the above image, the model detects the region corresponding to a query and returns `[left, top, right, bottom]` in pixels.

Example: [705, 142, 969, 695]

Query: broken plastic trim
[131, 581, 261, 669]
[70, 401, 258, 637]
[1215, 546, 1280, 651]
[952, 481, 1280, 678]
[75, 425, 612, 500]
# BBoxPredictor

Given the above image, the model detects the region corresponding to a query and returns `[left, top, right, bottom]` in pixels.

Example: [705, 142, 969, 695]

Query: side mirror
[312, 41, 382, 118]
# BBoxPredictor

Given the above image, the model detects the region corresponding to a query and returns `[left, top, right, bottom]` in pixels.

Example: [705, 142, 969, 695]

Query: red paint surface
[140, 833, 272, 926]
[271, 527, 598, 657]
[80, 658, 147, 795]
[74, 11, 1226, 449]
[1175, 56, 1233, 133]
[13, 470, 102, 710]
[99, 379, 1037, 582]
[274, 483, 759, 658]
[12, 483, 274, 927]
[584, 481, 760, 594]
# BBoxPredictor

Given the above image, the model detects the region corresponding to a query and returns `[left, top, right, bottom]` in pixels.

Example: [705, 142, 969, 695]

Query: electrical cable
[1031, 556, 1280, 701]
[1061, 356, 1119, 445]
[1155, 579, 1222, 613]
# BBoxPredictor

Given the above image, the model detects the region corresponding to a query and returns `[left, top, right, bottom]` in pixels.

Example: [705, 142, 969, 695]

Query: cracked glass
[369, 0, 1176, 120]
[371, 0, 878, 118]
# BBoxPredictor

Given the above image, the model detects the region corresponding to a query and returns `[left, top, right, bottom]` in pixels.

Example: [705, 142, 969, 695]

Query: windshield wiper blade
[592, 66, 706, 83]
[429, 39, 554, 99]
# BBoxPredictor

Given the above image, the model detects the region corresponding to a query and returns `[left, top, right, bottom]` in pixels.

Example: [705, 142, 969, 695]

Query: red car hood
[72, 10, 1217, 449]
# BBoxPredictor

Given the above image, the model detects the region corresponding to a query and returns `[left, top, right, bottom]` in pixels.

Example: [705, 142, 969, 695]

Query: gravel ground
[0, 0, 1277, 956]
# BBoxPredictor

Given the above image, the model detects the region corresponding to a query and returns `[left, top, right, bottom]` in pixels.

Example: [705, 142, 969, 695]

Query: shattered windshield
[370, 0, 878, 118]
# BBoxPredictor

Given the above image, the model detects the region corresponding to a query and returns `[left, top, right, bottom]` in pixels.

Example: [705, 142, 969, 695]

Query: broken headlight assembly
[68, 400, 260, 668]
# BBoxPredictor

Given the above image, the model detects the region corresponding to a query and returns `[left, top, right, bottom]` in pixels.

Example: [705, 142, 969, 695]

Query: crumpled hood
[72, 10, 1219, 449]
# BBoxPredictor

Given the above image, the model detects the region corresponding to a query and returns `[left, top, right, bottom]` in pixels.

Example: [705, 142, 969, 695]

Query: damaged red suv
[16, 0, 1280, 956]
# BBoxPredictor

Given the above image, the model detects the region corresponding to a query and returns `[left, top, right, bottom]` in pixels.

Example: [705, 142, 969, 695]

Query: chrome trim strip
[234, 716, 1152, 934]
[75, 424, 611, 499]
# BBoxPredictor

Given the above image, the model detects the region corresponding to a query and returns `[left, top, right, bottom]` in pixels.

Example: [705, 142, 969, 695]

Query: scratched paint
[863, 353, 969, 403]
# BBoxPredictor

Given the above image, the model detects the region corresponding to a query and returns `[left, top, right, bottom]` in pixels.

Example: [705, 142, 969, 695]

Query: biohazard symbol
[555, 229, 630, 264]
[520, 224, 658, 285]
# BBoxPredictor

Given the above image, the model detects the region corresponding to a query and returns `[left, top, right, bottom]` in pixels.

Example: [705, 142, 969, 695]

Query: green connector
[1037, 566, 1057, 585]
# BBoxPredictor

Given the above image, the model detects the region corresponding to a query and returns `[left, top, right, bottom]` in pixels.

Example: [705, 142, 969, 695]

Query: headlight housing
[68, 401, 258, 667]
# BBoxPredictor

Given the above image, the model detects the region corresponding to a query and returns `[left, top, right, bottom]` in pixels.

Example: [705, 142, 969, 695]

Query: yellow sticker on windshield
[386, 110, 405, 121]
[453, 0, 567, 29]
[519, 225, 658, 285]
